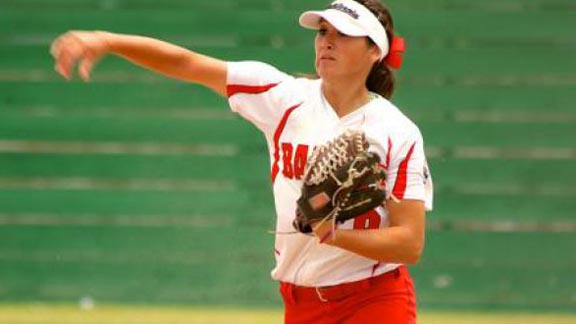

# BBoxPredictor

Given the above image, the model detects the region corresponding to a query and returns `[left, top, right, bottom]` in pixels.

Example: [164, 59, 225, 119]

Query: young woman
[51, 0, 433, 323]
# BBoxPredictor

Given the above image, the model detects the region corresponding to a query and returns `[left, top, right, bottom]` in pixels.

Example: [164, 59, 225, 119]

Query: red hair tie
[384, 36, 405, 69]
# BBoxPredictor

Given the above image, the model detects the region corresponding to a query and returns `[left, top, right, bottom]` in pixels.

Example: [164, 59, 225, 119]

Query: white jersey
[226, 61, 433, 287]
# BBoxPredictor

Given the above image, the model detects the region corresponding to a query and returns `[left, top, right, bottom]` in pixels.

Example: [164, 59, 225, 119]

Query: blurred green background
[0, 0, 575, 312]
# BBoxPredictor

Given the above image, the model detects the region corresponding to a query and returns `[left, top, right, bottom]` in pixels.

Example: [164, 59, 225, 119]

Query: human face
[314, 20, 380, 82]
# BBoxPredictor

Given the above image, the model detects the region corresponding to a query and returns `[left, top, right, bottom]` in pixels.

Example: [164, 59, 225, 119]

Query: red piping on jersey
[392, 142, 416, 199]
[271, 103, 303, 183]
[385, 137, 392, 169]
[226, 82, 280, 97]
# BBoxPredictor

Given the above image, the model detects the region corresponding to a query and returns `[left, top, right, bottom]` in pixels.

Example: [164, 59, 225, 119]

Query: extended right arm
[50, 31, 227, 96]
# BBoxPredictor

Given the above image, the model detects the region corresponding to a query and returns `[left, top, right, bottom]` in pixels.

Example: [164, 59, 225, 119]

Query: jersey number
[353, 210, 381, 230]
[282, 143, 309, 180]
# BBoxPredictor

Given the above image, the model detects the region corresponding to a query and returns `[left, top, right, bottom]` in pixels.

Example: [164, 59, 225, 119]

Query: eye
[317, 28, 327, 36]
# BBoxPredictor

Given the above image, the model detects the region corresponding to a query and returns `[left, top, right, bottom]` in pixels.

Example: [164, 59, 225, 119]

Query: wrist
[313, 221, 337, 244]
[94, 31, 114, 52]
[319, 228, 336, 244]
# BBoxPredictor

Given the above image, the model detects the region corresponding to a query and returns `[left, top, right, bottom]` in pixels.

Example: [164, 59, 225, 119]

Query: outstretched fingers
[51, 34, 79, 80]
[50, 32, 92, 81]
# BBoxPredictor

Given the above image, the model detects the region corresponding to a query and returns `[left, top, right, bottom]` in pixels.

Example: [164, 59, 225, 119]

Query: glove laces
[306, 130, 366, 186]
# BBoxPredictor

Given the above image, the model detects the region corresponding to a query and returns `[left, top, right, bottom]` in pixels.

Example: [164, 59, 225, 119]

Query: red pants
[280, 266, 417, 324]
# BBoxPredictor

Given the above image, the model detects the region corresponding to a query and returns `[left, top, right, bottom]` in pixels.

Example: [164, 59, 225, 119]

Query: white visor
[299, 0, 389, 61]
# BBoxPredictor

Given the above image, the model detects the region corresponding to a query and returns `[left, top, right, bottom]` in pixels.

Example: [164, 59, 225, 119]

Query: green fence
[1, 0, 575, 310]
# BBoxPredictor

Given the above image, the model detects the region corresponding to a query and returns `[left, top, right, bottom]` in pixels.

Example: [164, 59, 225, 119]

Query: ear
[368, 43, 381, 64]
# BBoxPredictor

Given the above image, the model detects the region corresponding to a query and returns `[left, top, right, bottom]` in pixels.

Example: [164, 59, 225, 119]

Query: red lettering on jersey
[279, 143, 309, 180]
[271, 103, 302, 183]
[293, 144, 309, 180]
[282, 143, 294, 178]
[353, 210, 381, 230]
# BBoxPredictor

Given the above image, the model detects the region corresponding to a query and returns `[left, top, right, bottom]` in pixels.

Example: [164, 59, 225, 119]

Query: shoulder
[226, 61, 318, 95]
[227, 61, 291, 85]
[368, 95, 423, 141]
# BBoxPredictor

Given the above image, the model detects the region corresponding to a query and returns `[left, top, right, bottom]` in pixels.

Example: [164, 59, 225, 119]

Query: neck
[321, 79, 371, 118]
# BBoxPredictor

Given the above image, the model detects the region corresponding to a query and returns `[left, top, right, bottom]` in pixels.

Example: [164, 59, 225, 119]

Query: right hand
[50, 31, 110, 81]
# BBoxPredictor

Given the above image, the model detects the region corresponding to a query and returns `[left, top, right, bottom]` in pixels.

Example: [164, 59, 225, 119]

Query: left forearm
[322, 226, 424, 264]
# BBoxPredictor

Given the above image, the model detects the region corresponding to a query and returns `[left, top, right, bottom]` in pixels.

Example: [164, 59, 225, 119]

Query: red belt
[281, 266, 403, 303]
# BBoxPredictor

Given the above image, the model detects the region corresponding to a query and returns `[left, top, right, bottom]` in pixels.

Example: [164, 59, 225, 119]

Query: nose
[319, 34, 335, 50]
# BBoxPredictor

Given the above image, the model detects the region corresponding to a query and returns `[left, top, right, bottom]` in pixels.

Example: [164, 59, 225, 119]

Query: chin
[316, 66, 337, 80]
[318, 71, 346, 82]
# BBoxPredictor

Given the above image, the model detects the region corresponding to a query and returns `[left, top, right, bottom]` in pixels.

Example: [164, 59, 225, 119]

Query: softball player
[51, 0, 433, 323]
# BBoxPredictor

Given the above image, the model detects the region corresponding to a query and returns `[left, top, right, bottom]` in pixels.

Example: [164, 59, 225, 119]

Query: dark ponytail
[354, 0, 396, 99]
[366, 60, 395, 99]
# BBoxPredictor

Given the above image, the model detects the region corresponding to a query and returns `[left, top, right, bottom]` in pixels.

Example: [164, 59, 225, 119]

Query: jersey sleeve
[386, 127, 434, 211]
[226, 61, 298, 136]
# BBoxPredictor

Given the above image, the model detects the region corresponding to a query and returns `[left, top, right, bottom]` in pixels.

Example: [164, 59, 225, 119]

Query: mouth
[319, 55, 335, 62]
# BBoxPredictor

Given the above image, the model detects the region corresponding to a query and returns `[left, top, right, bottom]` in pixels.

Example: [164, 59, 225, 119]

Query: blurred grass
[1, 304, 576, 324]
